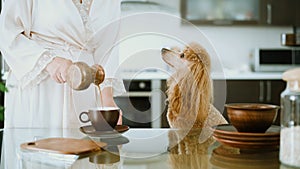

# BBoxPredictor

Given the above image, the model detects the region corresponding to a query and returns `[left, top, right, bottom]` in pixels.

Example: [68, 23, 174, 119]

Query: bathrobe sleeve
[0, 0, 51, 81]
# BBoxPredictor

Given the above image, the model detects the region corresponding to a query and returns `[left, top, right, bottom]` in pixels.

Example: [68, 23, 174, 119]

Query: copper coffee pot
[66, 62, 105, 90]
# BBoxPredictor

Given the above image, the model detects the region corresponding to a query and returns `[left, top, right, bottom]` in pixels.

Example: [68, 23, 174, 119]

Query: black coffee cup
[79, 107, 120, 131]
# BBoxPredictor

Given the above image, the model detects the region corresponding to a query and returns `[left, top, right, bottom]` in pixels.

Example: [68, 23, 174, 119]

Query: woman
[0, 0, 125, 128]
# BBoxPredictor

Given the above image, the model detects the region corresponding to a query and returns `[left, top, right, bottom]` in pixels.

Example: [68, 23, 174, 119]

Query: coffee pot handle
[79, 112, 90, 123]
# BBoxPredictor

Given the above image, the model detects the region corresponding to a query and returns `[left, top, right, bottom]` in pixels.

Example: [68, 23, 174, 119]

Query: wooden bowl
[225, 103, 279, 133]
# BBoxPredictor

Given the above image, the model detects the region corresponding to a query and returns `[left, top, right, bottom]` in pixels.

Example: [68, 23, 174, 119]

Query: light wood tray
[20, 137, 107, 155]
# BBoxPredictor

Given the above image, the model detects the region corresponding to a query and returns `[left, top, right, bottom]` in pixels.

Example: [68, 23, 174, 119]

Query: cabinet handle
[267, 4, 272, 24]
[259, 81, 264, 102]
[266, 81, 271, 102]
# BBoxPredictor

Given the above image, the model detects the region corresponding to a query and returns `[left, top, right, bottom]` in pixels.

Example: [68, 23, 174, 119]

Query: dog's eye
[180, 53, 185, 58]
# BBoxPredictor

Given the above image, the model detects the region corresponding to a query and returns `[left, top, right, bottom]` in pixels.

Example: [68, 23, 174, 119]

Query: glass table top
[0, 128, 294, 169]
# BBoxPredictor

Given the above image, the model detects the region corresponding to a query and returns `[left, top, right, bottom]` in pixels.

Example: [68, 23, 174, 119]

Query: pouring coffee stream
[66, 62, 105, 107]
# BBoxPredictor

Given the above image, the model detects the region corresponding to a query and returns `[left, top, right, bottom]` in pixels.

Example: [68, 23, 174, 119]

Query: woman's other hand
[46, 57, 73, 83]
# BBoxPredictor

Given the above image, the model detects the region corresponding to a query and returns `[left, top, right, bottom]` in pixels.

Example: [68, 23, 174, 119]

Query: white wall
[118, 17, 292, 73]
[119, 0, 293, 73]
[196, 26, 293, 72]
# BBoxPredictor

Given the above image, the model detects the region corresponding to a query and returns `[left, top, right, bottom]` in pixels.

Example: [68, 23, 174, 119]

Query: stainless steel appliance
[114, 80, 152, 128]
[114, 79, 164, 128]
[252, 48, 300, 72]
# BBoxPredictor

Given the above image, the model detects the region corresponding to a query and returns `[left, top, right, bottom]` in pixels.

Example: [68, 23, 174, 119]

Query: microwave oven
[252, 48, 300, 72]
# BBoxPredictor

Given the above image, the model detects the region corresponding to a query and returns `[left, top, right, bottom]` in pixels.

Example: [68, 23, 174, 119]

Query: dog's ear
[188, 42, 211, 69]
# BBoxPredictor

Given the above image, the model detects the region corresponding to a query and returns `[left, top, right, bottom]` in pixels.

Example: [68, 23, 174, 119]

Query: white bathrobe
[0, 0, 125, 129]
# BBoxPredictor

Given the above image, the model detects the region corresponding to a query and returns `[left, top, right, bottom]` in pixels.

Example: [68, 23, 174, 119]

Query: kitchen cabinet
[181, 0, 260, 25]
[259, 0, 298, 26]
[216, 79, 286, 125]
[121, 0, 179, 16]
[181, 0, 298, 26]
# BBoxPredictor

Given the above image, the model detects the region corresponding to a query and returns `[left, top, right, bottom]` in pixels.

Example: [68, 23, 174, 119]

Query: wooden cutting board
[20, 137, 107, 155]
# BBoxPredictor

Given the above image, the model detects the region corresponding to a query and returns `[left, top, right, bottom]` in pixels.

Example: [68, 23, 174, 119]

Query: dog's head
[161, 42, 211, 72]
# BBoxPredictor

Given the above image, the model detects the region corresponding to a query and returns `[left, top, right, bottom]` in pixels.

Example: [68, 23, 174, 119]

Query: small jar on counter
[280, 68, 300, 168]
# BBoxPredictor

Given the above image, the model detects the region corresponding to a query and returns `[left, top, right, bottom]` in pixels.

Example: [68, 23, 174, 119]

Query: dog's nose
[161, 47, 171, 53]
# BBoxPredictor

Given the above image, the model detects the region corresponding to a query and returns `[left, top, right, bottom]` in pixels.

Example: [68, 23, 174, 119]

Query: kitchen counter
[118, 71, 284, 129]
[0, 127, 292, 169]
[120, 71, 283, 80]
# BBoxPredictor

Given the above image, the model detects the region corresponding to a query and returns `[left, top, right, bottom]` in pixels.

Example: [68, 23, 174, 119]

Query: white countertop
[120, 71, 283, 80]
